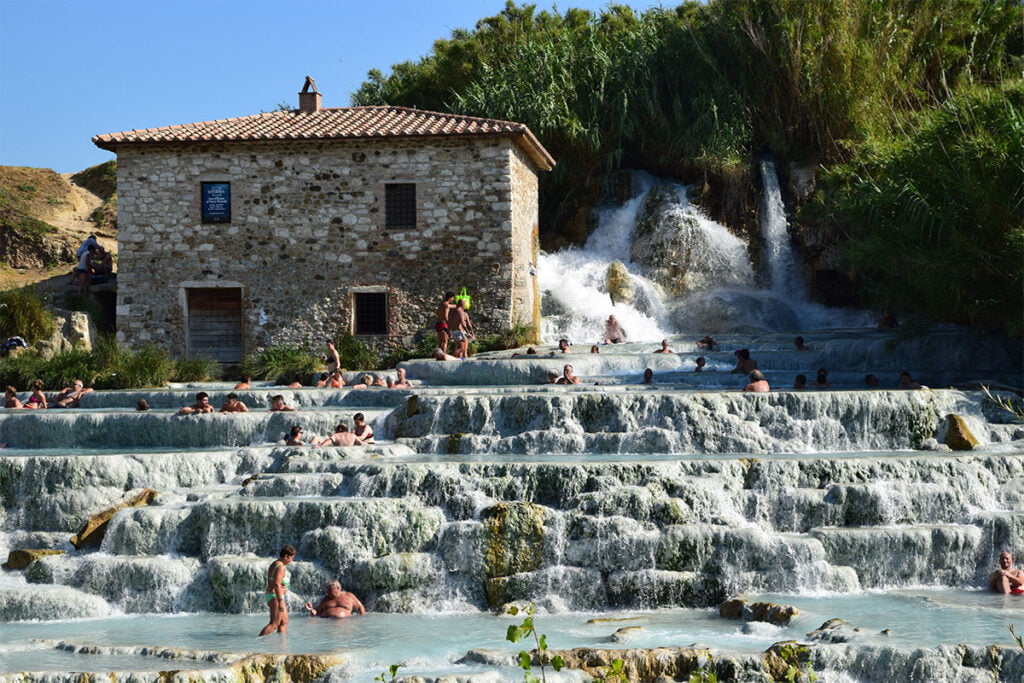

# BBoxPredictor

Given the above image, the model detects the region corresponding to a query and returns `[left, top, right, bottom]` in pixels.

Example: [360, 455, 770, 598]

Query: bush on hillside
[94, 344, 175, 389]
[0, 352, 45, 390]
[0, 289, 56, 344]
[32, 349, 100, 389]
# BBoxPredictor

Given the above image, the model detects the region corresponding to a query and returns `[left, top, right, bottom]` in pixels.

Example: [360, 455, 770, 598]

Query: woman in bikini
[258, 545, 296, 636]
[352, 413, 375, 444]
[4, 386, 23, 409]
[24, 380, 46, 409]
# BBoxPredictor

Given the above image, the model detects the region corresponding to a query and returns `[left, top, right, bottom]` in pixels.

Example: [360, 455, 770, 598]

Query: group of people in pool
[259, 545, 367, 636]
[4, 379, 94, 409]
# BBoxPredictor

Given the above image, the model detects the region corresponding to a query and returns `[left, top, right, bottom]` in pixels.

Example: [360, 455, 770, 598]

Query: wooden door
[186, 288, 243, 362]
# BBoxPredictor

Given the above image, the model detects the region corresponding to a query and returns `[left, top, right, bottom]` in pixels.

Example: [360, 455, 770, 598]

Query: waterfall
[759, 158, 803, 297]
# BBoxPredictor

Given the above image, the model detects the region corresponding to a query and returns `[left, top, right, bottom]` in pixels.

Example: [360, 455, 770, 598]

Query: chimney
[298, 76, 321, 113]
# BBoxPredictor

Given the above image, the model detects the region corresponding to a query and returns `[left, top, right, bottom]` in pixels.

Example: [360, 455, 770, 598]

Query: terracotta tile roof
[93, 105, 555, 171]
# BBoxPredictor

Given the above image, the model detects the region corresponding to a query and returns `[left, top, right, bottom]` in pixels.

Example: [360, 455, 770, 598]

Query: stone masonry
[96, 100, 553, 359]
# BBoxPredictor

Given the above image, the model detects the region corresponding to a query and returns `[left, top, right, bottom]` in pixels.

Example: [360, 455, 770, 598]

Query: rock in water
[2, 548, 66, 570]
[610, 625, 645, 642]
[70, 488, 159, 549]
[606, 261, 633, 304]
[945, 414, 979, 451]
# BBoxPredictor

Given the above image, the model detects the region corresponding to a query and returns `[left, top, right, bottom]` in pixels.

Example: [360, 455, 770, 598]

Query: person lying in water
[305, 580, 366, 618]
[53, 379, 93, 408]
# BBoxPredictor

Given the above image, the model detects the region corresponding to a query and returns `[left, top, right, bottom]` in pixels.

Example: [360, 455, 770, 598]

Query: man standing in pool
[989, 551, 1024, 594]
[304, 580, 366, 618]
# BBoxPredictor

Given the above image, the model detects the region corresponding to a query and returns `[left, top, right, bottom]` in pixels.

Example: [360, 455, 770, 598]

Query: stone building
[92, 80, 553, 362]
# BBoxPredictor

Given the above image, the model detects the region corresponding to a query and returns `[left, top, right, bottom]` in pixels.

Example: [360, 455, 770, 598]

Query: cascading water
[540, 166, 873, 340]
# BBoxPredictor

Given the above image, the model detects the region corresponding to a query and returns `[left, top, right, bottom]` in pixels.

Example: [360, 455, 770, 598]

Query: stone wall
[114, 136, 542, 356]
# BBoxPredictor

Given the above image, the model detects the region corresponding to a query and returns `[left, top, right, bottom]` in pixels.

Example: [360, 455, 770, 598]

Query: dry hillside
[0, 162, 117, 291]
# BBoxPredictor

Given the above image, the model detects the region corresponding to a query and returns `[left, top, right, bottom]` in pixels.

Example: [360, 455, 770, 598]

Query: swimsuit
[435, 320, 448, 333]
[452, 330, 466, 342]
[26, 394, 43, 406]
[265, 564, 290, 604]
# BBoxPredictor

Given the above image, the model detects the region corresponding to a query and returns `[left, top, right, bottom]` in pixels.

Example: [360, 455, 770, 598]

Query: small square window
[354, 292, 388, 335]
[385, 183, 416, 229]
[201, 182, 231, 224]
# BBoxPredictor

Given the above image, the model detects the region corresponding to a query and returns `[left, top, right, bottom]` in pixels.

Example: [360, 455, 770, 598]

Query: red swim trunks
[1012, 587, 1024, 595]
[435, 321, 449, 333]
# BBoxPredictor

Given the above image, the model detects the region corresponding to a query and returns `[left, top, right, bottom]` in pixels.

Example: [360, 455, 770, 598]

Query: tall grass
[240, 346, 319, 382]
[173, 355, 221, 382]
[0, 289, 56, 343]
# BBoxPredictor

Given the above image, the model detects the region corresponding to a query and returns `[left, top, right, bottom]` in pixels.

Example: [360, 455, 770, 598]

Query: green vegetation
[93, 340, 176, 389]
[334, 332, 378, 371]
[474, 324, 535, 353]
[240, 345, 319, 383]
[354, 0, 1022, 334]
[505, 603, 564, 683]
[174, 355, 221, 382]
[690, 653, 718, 682]
[71, 161, 117, 200]
[0, 289, 56, 343]
[373, 664, 402, 682]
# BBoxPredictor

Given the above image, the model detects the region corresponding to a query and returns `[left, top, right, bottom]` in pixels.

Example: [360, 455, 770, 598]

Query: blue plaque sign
[202, 182, 231, 223]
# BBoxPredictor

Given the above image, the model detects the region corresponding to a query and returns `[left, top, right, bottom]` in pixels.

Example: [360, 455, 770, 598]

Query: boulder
[718, 598, 798, 625]
[606, 261, 633, 304]
[2, 548, 66, 570]
[544, 646, 707, 681]
[481, 502, 547, 580]
[945, 414, 979, 451]
[69, 488, 159, 549]
[610, 625, 644, 643]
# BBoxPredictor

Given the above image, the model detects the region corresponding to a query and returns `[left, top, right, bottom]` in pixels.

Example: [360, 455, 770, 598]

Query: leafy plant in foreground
[689, 652, 719, 682]
[777, 642, 816, 682]
[373, 664, 401, 681]
[173, 355, 221, 382]
[0, 289, 55, 344]
[505, 603, 563, 683]
[240, 345, 319, 382]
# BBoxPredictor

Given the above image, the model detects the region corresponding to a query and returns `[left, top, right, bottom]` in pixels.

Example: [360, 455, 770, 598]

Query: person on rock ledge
[219, 392, 249, 413]
[729, 349, 757, 374]
[743, 370, 770, 392]
[178, 392, 214, 415]
[305, 580, 366, 618]
[989, 551, 1024, 594]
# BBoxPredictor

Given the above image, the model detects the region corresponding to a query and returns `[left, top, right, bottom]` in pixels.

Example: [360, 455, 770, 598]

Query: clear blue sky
[1, 0, 664, 174]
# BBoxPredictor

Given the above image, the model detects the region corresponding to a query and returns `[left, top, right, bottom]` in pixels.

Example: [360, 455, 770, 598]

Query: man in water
[556, 364, 582, 385]
[178, 392, 214, 415]
[304, 580, 366, 618]
[435, 291, 456, 355]
[653, 339, 673, 354]
[989, 551, 1024, 594]
[603, 315, 627, 344]
[730, 349, 757, 374]
[391, 368, 413, 388]
[317, 423, 365, 447]
[220, 392, 249, 413]
[743, 369, 770, 392]
[268, 395, 296, 412]
[53, 379, 93, 408]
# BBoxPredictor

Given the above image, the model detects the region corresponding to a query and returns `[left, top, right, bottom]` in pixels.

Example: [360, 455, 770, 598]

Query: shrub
[240, 345, 319, 381]
[335, 333, 378, 371]
[0, 352, 44, 390]
[475, 324, 535, 353]
[173, 355, 221, 382]
[33, 349, 99, 389]
[0, 289, 56, 343]
[95, 344, 175, 389]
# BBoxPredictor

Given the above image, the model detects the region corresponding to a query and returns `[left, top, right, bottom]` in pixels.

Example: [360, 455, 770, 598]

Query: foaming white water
[539, 174, 670, 344]
[760, 158, 802, 295]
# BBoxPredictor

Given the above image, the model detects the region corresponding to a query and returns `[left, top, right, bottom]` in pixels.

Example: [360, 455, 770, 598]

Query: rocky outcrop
[606, 261, 633, 304]
[945, 414, 979, 451]
[483, 502, 547, 607]
[719, 598, 798, 625]
[543, 646, 708, 681]
[2, 548, 65, 570]
[35, 309, 97, 358]
[70, 488, 159, 549]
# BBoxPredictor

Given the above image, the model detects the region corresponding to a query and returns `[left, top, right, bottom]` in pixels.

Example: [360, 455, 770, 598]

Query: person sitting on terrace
[729, 349, 757, 374]
[743, 369, 770, 392]
[314, 372, 330, 388]
[696, 335, 717, 350]
[653, 339, 673, 354]
[53, 379, 93, 408]
[641, 368, 654, 384]
[590, 345, 600, 354]
[234, 375, 252, 390]
[372, 374, 388, 387]
[812, 368, 831, 388]
[434, 348, 459, 361]
[557, 364, 582, 385]
[989, 551, 1024, 594]
[316, 423, 365, 447]
[4, 386, 23, 409]
[305, 580, 366, 618]
[268, 395, 296, 412]
[285, 374, 304, 389]
[352, 413, 375, 444]
[898, 371, 922, 389]
[285, 425, 307, 446]
[220, 392, 249, 413]
[694, 357, 706, 373]
[794, 336, 810, 351]
[88, 246, 114, 284]
[544, 370, 559, 384]
[24, 379, 47, 409]
[391, 368, 413, 388]
[557, 338, 571, 353]
[793, 374, 808, 390]
[135, 399, 150, 411]
[603, 315, 627, 344]
[865, 374, 880, 387]
[178, 391, 214, 415]
[327, 369, 346, 388]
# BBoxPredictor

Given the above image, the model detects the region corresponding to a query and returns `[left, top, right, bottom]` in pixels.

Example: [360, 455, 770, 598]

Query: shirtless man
[989, 551, 1024, 594]
[178, 392, 214, 415]
[730, 349, 757, 374]
[435, 291, 456, 355]
[653, 339, 673, 354]
[268, 395, 296, 412]
[448, 299, 474, 359]
[305, 580, 366, 618]
[220, 392, 249, 413]
[391, 368, 412, 388]
[743, 369, 770, 392]
[556, 364, 582, 385]
[694, 357, 706, 373]
[53, 379, 93, 408]
[557, 339, 571, 354]
[603, 315, 627, 344]
[234, 376, 252, 390]
[317, 423, 365, 447]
